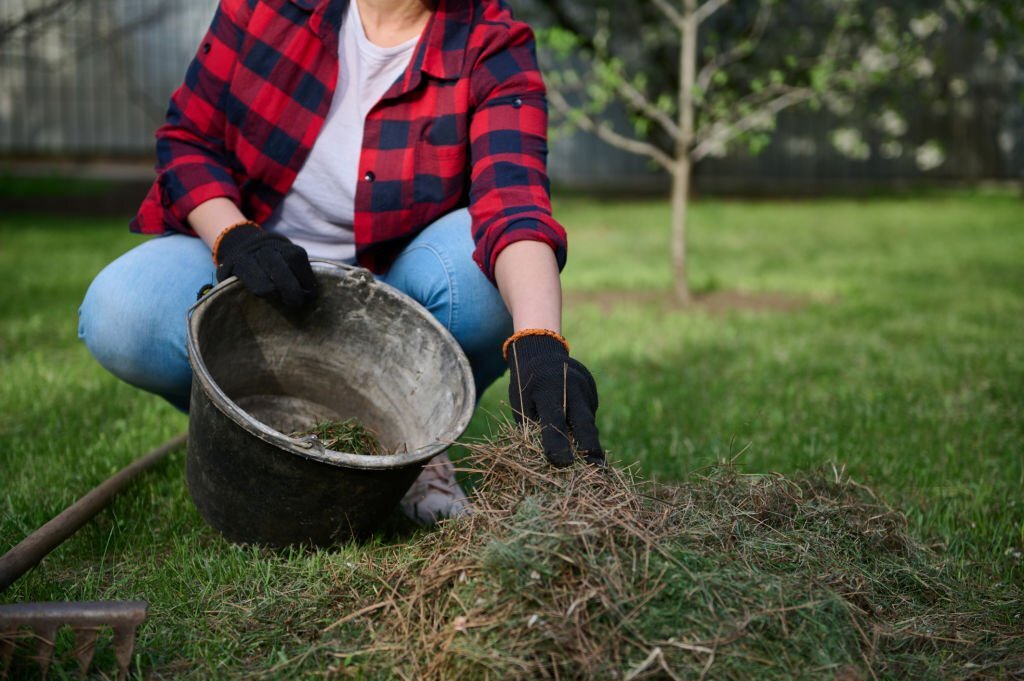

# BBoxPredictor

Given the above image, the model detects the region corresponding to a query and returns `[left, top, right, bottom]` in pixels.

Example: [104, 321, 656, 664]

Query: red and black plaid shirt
[131, 0, 566, 282]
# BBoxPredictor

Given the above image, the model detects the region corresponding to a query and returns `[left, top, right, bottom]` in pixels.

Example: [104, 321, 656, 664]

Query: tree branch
[692, 87, 813, 161]
[580, 10, 682, 143]
[696, 0, 773, 94]
[535, 1, 681, 135]
[614, 76, 682, 141]
[697, 81, 791, 136]
[694, 0, 730, 26]
[0, 0, 77, 44]
[536, 0, 598, 52]
[651, 0, 685, 30]
[694, 0, 860, 150]
[547, 87, 676, 173]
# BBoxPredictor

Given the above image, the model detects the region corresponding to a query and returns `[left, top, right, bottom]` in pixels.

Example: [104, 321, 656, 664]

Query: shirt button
[364, 171, 375, 182]
[202, 42, 211, 54]
[512, 97, 522, 108]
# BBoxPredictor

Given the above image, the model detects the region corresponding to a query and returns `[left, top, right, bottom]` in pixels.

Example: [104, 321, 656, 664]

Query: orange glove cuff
[211, 220, 261, 264]
[502, 328, 570, 361]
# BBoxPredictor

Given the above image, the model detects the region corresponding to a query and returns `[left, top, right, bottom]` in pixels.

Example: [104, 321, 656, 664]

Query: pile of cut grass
[323, 427, 1023, 679]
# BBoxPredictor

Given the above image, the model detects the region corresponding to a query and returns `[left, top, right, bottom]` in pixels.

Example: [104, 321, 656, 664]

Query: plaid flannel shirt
[131, 0, 566, 282]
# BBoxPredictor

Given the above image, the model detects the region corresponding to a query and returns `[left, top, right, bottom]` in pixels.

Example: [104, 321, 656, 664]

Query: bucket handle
[188, 259, 370, 316]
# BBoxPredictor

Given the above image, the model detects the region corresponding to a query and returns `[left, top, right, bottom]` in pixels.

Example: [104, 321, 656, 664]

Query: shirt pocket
[417, 114, 468, 162]
[413, 115, 469, 202]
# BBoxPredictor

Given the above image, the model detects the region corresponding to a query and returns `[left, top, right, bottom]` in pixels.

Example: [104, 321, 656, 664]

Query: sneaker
[399, 452, 472, 526]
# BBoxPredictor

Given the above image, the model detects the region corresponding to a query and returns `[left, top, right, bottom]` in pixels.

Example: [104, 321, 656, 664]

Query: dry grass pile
[326, 428, 1024, 680]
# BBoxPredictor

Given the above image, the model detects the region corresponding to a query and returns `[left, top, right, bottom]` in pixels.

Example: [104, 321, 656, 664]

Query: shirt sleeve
[130, 0, 249, 235]
[467, 16, 567, 284]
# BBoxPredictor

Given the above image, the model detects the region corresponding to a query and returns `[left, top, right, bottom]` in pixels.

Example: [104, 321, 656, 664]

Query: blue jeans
[79, 208, 513, 412]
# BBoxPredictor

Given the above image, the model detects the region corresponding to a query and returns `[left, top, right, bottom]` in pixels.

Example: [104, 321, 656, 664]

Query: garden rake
[0, 433, 186, 679]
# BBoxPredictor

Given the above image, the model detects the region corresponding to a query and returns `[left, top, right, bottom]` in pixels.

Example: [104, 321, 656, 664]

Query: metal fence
[541, 10, 1024, 193]
[0, 0, 1021, 191]
[547, 80, 1024, 195]
[0, 0, 215, 154]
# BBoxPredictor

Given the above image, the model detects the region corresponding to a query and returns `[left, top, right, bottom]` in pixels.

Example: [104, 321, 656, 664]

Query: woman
[78, 0, 603, 524]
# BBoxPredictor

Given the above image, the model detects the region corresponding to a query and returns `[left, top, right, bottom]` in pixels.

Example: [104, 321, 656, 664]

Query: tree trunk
[673, 0, 697, 304]
[671, 159, 692, 304]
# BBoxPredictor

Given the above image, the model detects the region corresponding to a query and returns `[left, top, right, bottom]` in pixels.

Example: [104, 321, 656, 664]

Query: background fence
[0, 0, 215, 154]
[1, 0, 1021, 193]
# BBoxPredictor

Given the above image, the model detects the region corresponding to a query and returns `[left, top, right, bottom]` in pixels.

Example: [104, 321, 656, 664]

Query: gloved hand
[214, 222, 318, 307]
[506, 332, 604, 467]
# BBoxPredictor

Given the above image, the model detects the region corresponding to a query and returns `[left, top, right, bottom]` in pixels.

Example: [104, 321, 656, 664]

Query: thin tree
[537, 0, 977, 302]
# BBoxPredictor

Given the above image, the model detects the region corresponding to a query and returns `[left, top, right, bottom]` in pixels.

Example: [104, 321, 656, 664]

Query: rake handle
[0, 433, 187, 592]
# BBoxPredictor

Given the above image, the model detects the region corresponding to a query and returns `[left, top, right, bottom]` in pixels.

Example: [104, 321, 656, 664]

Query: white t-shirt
[263, 0, 419, 262]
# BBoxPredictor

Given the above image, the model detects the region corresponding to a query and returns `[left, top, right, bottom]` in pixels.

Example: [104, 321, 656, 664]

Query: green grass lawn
[1, 191, 1022, 678]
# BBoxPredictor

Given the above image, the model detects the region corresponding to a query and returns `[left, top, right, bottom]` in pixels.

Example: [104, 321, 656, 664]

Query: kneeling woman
[79, 0, 603, 524]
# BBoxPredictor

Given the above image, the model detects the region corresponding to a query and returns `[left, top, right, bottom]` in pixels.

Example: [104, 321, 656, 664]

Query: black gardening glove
[214, 222, 318, 307]
[507, 333, 604, 467]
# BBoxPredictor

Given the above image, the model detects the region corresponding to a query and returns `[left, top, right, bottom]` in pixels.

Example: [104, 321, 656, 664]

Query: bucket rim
[185, 260, 476, 470]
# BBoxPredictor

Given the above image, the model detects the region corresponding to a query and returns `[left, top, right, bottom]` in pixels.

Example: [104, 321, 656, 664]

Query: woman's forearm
[493, 241, 562, 334]
[189, 203, 565, 334]
[187, 197, 249, 251]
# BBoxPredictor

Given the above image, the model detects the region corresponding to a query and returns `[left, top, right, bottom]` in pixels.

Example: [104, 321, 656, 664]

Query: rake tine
[0, 601, 147, 679]
[71, 626, 101, 678]
[0, 436, 176, 680]
[31, 622, 58, 680]
[1, 627, 16, 677]
[112, 623, 138, 681]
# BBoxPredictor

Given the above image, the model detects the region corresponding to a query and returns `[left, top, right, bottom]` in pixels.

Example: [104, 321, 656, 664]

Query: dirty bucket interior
[188, 262, 475, 463]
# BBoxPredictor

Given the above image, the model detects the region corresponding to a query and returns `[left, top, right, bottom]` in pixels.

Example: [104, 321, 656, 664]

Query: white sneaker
[399, 452, 472, 526]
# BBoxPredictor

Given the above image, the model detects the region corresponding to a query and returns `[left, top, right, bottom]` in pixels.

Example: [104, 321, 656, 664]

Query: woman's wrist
[493, 240, 563, 334]
[502, 328, 569, 361]
[187, 197, 250, 250]
[211, 220, 261, 264]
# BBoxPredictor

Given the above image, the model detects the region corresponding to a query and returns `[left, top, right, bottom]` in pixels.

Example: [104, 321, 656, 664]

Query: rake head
[0, 600, 147, 680]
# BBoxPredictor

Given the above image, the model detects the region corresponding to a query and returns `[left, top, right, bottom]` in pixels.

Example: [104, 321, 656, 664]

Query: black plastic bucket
[185, 262, 475, 546]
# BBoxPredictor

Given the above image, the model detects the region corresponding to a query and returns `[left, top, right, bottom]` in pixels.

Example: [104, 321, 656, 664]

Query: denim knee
[78, 272, 191, 407]
[78, 235, 214, 410]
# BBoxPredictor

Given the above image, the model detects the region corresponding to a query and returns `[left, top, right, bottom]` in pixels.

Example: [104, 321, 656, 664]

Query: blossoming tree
[535, 0, 1013, 302]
